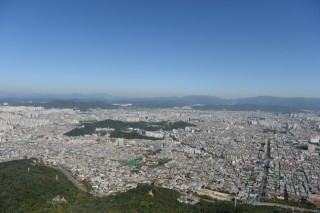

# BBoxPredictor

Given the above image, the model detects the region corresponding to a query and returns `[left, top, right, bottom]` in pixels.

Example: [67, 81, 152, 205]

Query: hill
[64, 119, 195, 138]
[0, 159, 289, 213]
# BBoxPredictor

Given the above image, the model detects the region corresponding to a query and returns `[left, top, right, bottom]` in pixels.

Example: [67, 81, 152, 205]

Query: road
[252, 202, 319, 212]
[199, 198, 319, 212]
[51, 164, 88, 193]
[257, 140, 270, 202]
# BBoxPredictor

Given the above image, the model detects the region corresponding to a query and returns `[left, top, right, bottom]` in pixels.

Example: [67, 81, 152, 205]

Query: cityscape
[1, 102, 320, 211]
[1, 0, 319, 212]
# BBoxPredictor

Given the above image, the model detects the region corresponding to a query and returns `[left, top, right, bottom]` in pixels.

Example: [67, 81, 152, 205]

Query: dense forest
[0, 159, 289, 212]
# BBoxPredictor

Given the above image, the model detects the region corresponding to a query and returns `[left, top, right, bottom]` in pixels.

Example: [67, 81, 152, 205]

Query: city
[1, 0, 319, 211]
[1, 104, 320, 209]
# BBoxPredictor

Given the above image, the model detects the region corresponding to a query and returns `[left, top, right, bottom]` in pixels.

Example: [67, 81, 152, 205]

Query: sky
[0, 0, 319, 98]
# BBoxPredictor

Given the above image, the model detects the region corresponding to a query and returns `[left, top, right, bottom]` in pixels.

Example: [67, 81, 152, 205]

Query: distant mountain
[235, 96, 320, 111]
[1, 92, 320, 112]
[176, 95, 229, 105]
[8, 99, 120, 111]
[0, 92, 120, 100]
[121, 95, 229, 107]
[124, 96, 320, 112]
[192, 104, 302, 113]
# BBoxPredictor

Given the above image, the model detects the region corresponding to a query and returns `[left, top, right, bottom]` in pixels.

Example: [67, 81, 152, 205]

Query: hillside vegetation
[0, 159, 287, 213]
[65, 119, 195, 139]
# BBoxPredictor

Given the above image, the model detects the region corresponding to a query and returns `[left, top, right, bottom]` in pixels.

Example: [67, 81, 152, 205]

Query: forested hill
[0, 159, 287, 212]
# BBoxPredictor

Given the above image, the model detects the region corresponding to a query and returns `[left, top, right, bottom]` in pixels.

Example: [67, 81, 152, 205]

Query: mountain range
[1, 92, 320, 112]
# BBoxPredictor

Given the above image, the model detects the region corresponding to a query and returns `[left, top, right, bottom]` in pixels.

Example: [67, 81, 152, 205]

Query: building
[116, 138, 124, 146]
[308, 136, 320, 154]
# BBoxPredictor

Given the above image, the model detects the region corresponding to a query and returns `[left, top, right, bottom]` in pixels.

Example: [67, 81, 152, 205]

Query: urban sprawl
[1, 105, 320, 206]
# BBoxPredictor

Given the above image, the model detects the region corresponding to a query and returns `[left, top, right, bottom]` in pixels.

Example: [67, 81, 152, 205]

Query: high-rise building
[308, 136, 320, 154]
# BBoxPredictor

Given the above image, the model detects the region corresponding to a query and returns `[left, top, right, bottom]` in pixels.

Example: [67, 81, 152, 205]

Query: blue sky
[0, 0, 319, 98]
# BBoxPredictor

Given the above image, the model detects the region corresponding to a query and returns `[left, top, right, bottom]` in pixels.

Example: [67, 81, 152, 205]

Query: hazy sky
[0, 0, 319, 98]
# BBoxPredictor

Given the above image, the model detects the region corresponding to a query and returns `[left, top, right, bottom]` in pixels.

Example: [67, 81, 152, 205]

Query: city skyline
[0, 0, 319, 98]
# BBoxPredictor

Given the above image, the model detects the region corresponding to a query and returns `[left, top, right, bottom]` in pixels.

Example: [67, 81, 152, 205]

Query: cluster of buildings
[1, 104, 320, 206]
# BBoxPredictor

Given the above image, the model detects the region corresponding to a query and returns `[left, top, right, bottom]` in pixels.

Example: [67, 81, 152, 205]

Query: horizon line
[0, 91, 320, 100]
